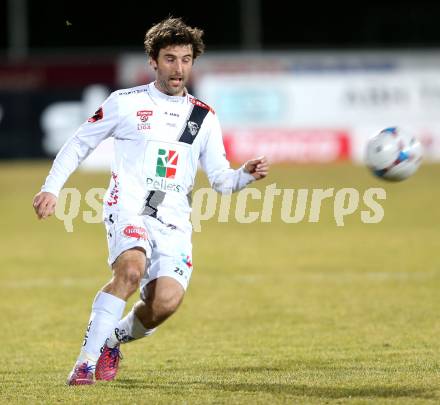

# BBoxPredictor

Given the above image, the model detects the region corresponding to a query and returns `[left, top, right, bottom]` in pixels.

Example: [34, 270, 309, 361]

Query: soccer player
[33, 17, 268, 385]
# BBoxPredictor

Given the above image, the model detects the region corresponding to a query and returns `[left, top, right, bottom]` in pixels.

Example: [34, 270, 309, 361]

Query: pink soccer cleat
[66, 362, 95, 385]
[95, 343, 122, 381]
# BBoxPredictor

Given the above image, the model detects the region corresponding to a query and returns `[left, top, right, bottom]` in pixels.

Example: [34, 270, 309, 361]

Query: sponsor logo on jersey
[137, 110, 153, 122]
[88, 107, 103, 123]
[156, 148, 178, 178]
[123, 225, 147, 241]
[137, 110, 153, 130]
[145, 148, 183, 193]
[146, 177, 182, 193]
[138, 122, 151, 130]
[187, 121, 199, 136]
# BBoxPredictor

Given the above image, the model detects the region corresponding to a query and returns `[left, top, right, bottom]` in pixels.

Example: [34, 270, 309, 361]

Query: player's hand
[244, 156, 269, 180]
[33, 191, 57, 220]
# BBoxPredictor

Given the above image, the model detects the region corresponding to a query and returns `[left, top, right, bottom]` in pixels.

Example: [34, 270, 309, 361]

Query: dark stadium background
[2, 1, 440, 51]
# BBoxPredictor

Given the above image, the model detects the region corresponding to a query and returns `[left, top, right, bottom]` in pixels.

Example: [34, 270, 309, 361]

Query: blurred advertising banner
[195, 69, 440, 163]
[197, 71, 440, 127]
[223, 129, 350, 163]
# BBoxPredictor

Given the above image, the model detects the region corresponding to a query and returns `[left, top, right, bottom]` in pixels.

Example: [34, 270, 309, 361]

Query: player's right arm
[33, 191, 57, 219]
[33, 92, 119, 220]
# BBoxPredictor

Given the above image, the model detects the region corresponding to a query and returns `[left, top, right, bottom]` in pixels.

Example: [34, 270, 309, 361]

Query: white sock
[106, 310, 156, 348]
[76, 291, 126, 366]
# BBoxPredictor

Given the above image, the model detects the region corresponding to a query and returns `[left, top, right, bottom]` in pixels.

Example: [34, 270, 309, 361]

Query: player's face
[151, 45, 193, 96]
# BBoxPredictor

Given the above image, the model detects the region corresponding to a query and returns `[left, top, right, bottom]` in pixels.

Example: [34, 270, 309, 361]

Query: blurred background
[2, 0, 440, 167]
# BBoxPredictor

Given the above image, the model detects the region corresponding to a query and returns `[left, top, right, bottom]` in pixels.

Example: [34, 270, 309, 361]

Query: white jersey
[42, 82, 255, 230]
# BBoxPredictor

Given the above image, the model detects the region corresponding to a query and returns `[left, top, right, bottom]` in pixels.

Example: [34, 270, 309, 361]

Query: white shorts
[104, 212, 193, 291]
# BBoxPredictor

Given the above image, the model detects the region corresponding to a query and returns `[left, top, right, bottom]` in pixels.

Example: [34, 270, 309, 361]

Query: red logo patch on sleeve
[88, 107, 103, 123]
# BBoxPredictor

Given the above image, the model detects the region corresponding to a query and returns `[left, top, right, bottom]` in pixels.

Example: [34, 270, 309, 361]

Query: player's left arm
[243, 156, 269, 181]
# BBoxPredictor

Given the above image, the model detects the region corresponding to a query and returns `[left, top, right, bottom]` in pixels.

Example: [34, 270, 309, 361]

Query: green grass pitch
[0, 161, 439, 404]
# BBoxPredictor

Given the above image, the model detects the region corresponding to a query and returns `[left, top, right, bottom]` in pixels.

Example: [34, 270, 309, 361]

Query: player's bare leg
[103, 248, 147, 300]
[135, 277, 185, 327]
[96, 277, 184, 381]
[67, 248, 145, 385]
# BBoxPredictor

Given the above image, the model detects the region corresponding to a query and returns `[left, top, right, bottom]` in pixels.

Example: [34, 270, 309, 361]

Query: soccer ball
[365, 127, 423, 181]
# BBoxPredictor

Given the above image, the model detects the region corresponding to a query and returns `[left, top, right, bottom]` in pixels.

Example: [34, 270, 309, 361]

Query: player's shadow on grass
[113, 378, 433, 400]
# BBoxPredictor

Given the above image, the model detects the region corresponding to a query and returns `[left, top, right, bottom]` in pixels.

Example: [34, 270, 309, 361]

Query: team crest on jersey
[187, 121, 199, 136]
[137, 110, 153, 130]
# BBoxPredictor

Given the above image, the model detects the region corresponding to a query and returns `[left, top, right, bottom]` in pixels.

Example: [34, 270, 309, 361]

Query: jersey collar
[148, 82, 187, 104]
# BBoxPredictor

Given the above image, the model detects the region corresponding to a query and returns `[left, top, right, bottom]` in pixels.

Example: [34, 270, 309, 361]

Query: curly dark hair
[144, 17, 205, 61]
